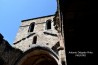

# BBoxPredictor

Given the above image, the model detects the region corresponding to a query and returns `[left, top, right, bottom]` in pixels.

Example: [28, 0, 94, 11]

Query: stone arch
[15, 46, 59, 65]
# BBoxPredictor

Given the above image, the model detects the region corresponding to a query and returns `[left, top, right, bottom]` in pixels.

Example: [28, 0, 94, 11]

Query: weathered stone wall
[12, 14, 66, 65]
[14, 15, 55, 43]
[0, 34, 23, 65]
[13, 15, 60, 52]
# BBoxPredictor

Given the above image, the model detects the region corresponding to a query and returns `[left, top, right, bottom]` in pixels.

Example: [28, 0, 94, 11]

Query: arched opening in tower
[28, 22, 35, 32]
[33, 36, 37, 44]
[46, 19, 52, 30]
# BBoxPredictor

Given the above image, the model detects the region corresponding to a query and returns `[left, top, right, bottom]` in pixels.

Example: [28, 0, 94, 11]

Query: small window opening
[46, 19, 51, 30]
[33, 36, 37, 44]
[28, 22, 35, 32]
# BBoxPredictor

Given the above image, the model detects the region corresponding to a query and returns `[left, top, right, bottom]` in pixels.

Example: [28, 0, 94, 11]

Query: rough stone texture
[13, 15, 55, 43]
[53, 11, 61, 33]
[53, 5, 67, 64]
[0, 34, 23, 65]
[13, 15, 59, 52]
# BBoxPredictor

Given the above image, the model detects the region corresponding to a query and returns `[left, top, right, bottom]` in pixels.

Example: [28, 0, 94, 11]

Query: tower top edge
[21, 14, 55, 22]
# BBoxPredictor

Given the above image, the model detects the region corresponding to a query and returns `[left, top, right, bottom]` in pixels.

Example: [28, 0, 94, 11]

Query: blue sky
[0, 0, 57, 45]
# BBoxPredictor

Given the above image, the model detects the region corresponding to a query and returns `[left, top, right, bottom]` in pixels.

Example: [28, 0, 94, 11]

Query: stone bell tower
[12, 13, 66, 65]
[13, 15, 58, 51]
